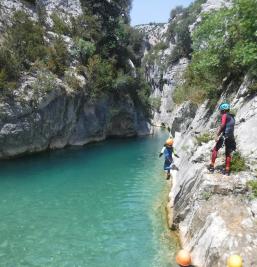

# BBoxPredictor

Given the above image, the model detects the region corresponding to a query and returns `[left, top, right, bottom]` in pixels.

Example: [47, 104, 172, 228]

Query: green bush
[0, 47, 20, 90]
[86, 55, 114, 100]
[1, 1, 151, 118]
[154, 42, 169, 51]
[170, 6, 184, 20]
[64, 72, 81, 90]
[172, 65, 217, 104]
[195, 132, 214, 145]
[6, 11, 47, 68]
[150, 97, 162, 111]
[70, 14, 101, 42]
[230, 152, 247, 173]
[133, 71, 152, 115]
[247, 180, 257, 198]
[142, 41, 167, 69]
[202, 191, 212, 201]
[0, 69, 7, 91]
[31, 71, 57, 95]
[248, 82, 257, 94]
[45, 37, 68, 76]
[166, 0, 206, 59]
[113, 72, 135, 93]
[174, 0, 257, 104]
[167, 46, 183, 64]
[71, 39, 96, 64]
[51, 12, 71, 35]
[126, 28, 144, 67]
[36, 3, 47, 26]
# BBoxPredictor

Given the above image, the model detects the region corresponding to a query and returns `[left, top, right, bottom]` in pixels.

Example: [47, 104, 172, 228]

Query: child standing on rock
[159, 138, 179, 180]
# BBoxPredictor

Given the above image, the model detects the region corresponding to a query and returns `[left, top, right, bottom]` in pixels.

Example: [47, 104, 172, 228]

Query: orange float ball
[176, 250, 192, 266]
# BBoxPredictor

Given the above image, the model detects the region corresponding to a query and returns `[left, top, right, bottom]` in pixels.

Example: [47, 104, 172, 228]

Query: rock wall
[137, 23, 189, 127]
[0, 0, 82, 31]
[136, 23, 168, 49]
[0, 0, 151, 159]
[0, 74, 150, 159]
[140, 0, 233, 128]
[168, 80, 257, 266]
[140, 0, 257, 266]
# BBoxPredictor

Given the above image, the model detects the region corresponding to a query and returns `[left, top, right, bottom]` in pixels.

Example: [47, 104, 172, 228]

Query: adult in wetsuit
[208, 102, 236, 175]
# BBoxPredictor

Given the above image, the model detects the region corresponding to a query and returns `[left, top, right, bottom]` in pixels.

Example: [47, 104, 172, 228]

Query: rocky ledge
[169, 137, 257, 266]
[166, 79, 257, 266]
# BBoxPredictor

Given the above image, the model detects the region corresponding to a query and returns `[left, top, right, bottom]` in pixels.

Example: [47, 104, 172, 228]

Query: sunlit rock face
[0, 0, 151, 158]
[37, 0, 82, 16]
[0, 0, 82, 32]
[167, 79, 257, 265]
[190, 0, 232, 32]
[201, 0, 232, 12]
[0, 73, 151, 158]
[136, 23, 169, 48]
[0, 0, 35, 32]
[140, 0, 257, 265]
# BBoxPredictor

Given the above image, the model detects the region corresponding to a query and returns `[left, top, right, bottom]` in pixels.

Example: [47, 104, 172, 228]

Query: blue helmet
[219, 102, 230, 111]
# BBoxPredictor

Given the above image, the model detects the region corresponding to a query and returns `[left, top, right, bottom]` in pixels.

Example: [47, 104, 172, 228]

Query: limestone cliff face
[0, 74, 150, 159]
[0, 0, 82, 28]
[168, 81, 257, 266]
[141, 0, 257, 266]
[0, 1, 151, 159]
[137, 22, 189, 127]
[140, 0, 233, 128]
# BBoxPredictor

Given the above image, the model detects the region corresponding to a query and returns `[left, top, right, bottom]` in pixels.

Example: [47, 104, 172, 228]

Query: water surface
[0, 131, 178, 267]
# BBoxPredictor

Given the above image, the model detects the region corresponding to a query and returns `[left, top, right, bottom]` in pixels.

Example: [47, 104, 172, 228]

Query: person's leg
[166, 169, 171, 180]
[164, 161, 171, 179]
[224, 137, 235, 175]
[209, 137, 223, 171]
[225, 154, 232, 173]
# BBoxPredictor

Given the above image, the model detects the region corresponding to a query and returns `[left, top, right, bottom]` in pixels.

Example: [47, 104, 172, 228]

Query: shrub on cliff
[150, 97, 162, 112]
[31, 71, 58, 96]
[71, 39, 96, 64]
[173, 0, 257, 104]
[0, 11, 50, 91]
[166, 0, 206, 62]
[86, 55, 115, 100]
[64, 72, 82, 91]
[247, 180, 257, 198]
[51, 12, 72, 36]
[45, 37, 69, 76]
[195, 132, 214, 145]
[6, 11, 47, 68]
[230, 152, 247, 173]
[0, 48, 20, 90]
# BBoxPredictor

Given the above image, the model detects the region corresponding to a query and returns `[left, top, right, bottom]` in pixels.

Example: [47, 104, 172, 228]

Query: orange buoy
[227, 255, 243, 267]
[176, 250, 192, 266]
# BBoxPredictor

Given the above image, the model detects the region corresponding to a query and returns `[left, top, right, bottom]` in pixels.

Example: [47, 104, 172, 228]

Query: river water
[0, 131, 178, 267]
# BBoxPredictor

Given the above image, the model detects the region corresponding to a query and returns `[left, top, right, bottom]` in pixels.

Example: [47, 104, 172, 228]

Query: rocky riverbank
[139, 0, 257, 265]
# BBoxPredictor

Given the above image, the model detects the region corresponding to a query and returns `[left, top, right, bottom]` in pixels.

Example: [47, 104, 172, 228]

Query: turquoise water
[0, 131, 178, 267]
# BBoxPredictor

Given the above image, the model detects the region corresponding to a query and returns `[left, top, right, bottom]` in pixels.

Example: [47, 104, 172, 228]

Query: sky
[130, 0, 193, 26]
